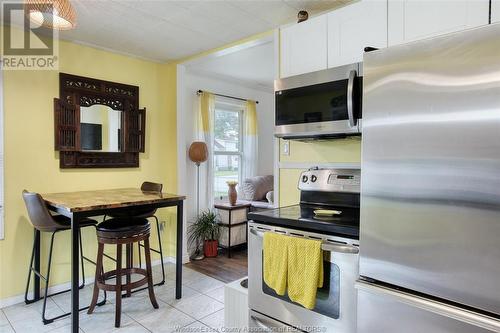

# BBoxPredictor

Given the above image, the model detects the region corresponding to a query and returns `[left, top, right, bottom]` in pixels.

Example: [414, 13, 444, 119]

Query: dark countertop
[248, 204, 359, 239]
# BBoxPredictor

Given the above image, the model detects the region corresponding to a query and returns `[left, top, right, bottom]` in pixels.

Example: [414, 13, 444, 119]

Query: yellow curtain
[199, 91, 215, 134]
[196, 91, 216, 209]
[243, 100, 258, 180]
[245, 100, 258, 135]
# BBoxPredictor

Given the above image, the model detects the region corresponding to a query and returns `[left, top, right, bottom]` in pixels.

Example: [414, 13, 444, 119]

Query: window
[213, 103, 243, 199]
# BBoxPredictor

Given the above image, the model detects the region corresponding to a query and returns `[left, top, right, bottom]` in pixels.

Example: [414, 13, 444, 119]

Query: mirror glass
[80, 105, 122, 152]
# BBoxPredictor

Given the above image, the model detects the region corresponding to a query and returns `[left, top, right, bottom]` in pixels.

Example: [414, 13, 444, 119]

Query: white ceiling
[5, 0, 350, 62]
[187, 40, 276, 91]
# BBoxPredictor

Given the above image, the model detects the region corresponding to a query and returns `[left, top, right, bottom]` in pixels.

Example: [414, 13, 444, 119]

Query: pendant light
[25, 0, 77, 30]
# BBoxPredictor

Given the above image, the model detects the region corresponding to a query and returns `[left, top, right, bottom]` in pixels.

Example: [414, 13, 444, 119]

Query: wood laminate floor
[185, 248, 248, 283]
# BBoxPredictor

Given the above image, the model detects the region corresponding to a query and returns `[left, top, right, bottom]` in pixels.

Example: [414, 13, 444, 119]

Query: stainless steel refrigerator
[358, 23, 500, 333]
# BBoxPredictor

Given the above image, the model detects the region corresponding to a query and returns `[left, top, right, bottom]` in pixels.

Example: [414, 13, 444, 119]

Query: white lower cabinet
[388, 0, 490, 46]
[328, 0, 388, 68]
[224, 278, 248, 330]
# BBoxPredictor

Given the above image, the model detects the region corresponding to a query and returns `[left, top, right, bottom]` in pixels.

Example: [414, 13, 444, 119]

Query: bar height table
[38, 188, 186, 333]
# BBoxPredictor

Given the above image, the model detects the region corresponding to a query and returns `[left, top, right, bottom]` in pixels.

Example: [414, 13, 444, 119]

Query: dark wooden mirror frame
[54, 73, 146, 168]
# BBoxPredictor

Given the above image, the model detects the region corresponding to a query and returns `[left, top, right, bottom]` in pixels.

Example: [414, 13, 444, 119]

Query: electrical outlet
[282, 140, 290, 156]
[159, 221, 166, 232]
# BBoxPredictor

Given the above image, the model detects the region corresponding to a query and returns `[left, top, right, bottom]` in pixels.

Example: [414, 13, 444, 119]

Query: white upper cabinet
[280, 15, 328, 78]
[492, 0, 500, 23]
[327, 0, 388, 68]
[388, 0, 490, 46]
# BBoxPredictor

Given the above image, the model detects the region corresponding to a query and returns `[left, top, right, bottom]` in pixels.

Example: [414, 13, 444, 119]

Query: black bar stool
[104, 181, 167, 285]
[22, 190, 106, 324]
[88, 217, 158, 328]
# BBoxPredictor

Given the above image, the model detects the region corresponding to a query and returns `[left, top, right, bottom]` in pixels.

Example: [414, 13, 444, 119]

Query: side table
[214, 202, 251, 258]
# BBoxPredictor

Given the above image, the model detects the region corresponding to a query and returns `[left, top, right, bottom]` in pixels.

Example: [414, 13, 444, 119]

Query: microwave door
[274, 68, 361, 138]
[276, 79, 350, 124]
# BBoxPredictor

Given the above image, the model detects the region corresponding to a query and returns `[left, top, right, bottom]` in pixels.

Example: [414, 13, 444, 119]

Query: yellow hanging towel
[263, 232, 324, 310]
[263, 232, 288, 295]
[287, 236, 324, 310]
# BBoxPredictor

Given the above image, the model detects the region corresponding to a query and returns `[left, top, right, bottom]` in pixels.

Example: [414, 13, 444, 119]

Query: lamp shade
[25, 0, 77, 30]
[188, 141, 208, 165]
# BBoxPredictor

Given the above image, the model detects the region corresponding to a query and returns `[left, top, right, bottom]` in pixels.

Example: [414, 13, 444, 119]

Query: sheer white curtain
[195, 91, 215, 211]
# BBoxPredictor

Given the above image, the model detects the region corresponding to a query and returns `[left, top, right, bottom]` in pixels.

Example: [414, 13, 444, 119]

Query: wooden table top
[42, 188, 186, 213]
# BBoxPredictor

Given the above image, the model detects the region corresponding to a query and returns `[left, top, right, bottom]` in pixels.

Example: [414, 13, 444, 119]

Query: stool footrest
[97, 268, 149, 292]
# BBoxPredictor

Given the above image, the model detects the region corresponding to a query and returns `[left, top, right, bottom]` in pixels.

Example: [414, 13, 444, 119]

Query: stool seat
[107, 207, 156, 219]
[97, 218, 149, 239]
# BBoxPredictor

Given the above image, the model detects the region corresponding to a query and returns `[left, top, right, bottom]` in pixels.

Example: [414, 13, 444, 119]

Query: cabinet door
[280, 15, 328, 78]
[328, 0, 387, 68]
[492, 0, 500, 23]
[388, 0, 489, 46]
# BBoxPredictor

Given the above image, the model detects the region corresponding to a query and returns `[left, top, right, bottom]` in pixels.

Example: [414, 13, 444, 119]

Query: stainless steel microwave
[274, 63, 362, 139]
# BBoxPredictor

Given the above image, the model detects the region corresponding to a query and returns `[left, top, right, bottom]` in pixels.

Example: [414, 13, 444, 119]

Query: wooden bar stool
[88, 217, 158, 328]
[104, 181, 167, 285]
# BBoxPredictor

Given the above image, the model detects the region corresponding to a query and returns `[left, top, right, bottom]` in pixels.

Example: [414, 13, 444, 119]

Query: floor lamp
[188, 141, 208, 260]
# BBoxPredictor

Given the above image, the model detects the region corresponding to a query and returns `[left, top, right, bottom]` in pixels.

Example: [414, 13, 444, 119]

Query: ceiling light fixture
[24, 0, 77, 30]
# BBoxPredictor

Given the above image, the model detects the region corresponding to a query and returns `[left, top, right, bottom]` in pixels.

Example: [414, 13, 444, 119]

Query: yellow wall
[278, 137, 361, 206]
[0, 26, 178, 300]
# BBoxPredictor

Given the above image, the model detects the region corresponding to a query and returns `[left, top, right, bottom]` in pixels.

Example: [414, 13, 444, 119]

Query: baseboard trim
[0, 256, 179, 309]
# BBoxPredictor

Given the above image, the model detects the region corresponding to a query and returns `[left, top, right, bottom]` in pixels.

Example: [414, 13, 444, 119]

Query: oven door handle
[251, 314, 305, 332]
[250, 316, 276, 332]
[250, 228, 359, 254]
[347, 69, 357, 128]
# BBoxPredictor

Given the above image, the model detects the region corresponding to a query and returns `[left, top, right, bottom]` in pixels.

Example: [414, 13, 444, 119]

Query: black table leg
[70, 213, 80, 333]
[175, 201, 183, 299]
[33, 229, 41, 301]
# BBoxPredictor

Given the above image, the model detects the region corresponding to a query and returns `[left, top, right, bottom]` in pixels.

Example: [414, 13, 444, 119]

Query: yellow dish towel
[263, 232, 324, 309]
[263, 232, 288, 295]
[287, 236, 323, 310]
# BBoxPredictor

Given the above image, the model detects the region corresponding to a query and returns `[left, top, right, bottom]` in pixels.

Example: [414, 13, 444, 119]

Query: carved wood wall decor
[55, 73, 145, 168]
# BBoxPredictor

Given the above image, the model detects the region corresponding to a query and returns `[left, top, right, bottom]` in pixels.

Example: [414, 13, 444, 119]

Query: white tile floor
[0, 263, 227, 333]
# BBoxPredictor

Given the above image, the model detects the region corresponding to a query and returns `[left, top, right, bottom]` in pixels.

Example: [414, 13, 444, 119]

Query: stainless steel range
[247, 168, 360, 332]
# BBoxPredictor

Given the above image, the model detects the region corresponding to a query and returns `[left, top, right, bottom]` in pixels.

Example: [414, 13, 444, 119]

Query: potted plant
[188, 210, 221, 258]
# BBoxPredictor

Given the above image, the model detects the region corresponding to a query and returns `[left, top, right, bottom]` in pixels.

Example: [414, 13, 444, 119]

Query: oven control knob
[302, 175, 308, 183]
[311, 175, 317, 182]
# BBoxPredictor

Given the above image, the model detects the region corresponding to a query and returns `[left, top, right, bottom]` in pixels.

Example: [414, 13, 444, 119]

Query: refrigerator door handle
[356, 280, 500, 332]
[347, 69, 357, 128]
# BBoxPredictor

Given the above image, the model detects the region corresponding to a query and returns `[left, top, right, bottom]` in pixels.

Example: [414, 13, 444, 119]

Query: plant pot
[228, 184, 237, 206]
[204, 240, 219, 257]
